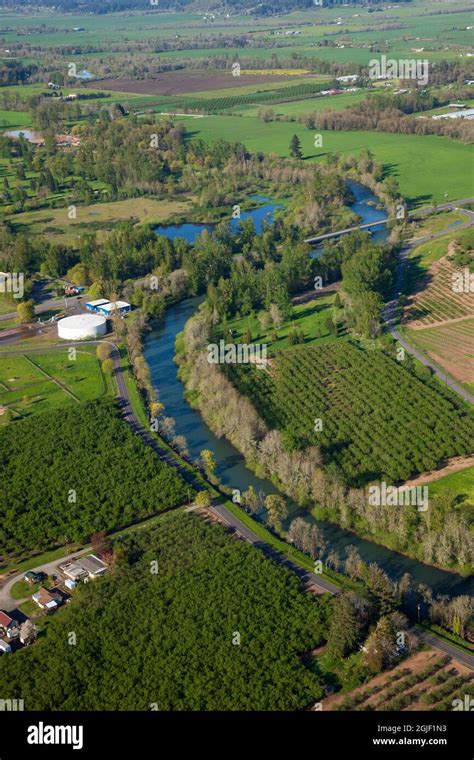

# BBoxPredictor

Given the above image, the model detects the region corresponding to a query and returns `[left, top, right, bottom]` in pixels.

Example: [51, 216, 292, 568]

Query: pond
[154, 194, 284, 242]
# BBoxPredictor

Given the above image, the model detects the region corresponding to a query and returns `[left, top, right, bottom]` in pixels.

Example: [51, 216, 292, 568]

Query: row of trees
[0, 400, 190, 560]
[304, 103, 474, 143]
[178, 305, 474, 572]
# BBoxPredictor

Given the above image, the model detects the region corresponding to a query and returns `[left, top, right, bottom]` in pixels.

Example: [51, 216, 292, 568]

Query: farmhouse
[24, 570, 45, 585]
[98, 301, 131, 316]
[0, 611, 19, 638]
[32, 588, 62, 611]
[337, 75, 359, 83]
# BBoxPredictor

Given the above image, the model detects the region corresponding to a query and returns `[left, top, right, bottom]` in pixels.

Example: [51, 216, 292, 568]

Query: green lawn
[225, 294, 344, 354]
[428, 466, 474, 504]
[0, 295, 18, 316]
[5, 197, 192, 244]
[0, 348, 107, 420]
[0, 109, 33, 129]
[411, 210, 468, 238]
[10, 579, 42, 600]
[18, 600, 39, 618]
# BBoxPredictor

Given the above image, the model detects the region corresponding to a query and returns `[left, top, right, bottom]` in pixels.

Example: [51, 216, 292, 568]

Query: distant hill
[1, 0, 413, 16]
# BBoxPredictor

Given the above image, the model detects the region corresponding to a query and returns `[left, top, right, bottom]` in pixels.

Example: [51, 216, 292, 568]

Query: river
[144, 183, 473, 599]
[154, 194, 284, 241]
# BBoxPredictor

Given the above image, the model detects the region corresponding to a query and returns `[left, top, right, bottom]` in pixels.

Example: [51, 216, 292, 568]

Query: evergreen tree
[327, 592, 361, 659]
[289, 134, 303, 159]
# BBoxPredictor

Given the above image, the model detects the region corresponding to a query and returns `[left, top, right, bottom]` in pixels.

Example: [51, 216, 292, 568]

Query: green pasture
[173, 113, 474, 205]
[0, 348, 107, 421]
[5, 197, 192, 244]
[428, 465, 474, 505]
[236, 89, 370, 117]
[224, 293, 344, 354]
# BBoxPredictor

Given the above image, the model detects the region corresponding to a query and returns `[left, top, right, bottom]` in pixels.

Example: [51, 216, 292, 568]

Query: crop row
[171, 81, 331, 113]
[254, 342, 474, 485]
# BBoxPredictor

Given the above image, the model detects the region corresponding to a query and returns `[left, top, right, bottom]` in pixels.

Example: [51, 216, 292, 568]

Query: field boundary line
[22, 353, 80, 403]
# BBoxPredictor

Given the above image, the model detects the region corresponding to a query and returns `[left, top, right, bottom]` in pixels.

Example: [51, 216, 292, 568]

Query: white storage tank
[57, 314, 107, 341]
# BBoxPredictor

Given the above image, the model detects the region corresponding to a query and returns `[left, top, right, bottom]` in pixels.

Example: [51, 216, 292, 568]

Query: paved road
[209, 502, 341, 595]
[304, 197, 474, 246]
[418, 631, 474, 670]
[0, 547, 91, 614]
[0, 294, 70, 322]
[305, 218, 387, 244]
[1, 339, 473, 668]
[412, 197, 474, 217]
[383, 208, 474, 405]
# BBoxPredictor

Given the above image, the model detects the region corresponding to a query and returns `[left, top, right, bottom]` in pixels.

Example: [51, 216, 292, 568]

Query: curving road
[0, 547, 91, 614]
[383, 208, 474, 405]
[1, 332, 473, 668]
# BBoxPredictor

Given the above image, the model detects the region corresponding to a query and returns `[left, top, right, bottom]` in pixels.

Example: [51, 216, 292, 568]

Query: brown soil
[323, 650, 472, 712]
[292, 281, 341, 305]
[410, 313, 474, 331]
[399, 455, 474, 490]
[428, 347, 473, 384]
[87, 71, 297, 96]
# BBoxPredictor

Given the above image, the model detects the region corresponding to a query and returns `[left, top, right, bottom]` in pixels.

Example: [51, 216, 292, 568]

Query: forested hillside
[0, 399, 190, 560]
[3, 0, 412, 13]
[0, 513, 330, 710]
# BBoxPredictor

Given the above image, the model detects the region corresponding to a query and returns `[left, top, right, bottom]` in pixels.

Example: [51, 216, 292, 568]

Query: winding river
[145, 183, 473, 599]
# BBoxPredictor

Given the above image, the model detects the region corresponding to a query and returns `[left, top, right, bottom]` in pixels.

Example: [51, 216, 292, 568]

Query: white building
[57, 314, 107, 340]
[432, 108, 474, 120]
[77, 554, 108, 578]
[337, 75, 360, 83]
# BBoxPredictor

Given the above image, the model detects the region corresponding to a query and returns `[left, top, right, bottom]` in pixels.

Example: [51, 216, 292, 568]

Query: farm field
[0, 348, 107, 422]
[0, 109, 32, 129]
[236, 89, 370, 118]
[233, 340, 474, 486]
[403, 227, 474, 297]
[0, 83, 150, 110]
[88, 72, 317, 97]
[0, 399, 191, 557]
[324, 650, 473, 712]
[405, 318, 474, 391]
[172, 114, 474, 205]
[0, 511, 330, 710]
[428, 464, 474, 504]
[0, 0, 471, 57]
[404, 256, 474, 327]
[402, 226, 474, 389]
[6, 198, 192, 244]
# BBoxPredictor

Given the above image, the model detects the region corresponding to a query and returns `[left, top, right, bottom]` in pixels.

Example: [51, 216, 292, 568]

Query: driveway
[0, 547, 91, 614]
